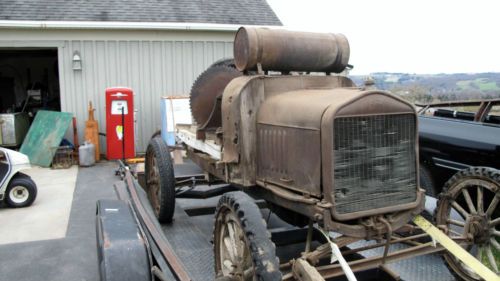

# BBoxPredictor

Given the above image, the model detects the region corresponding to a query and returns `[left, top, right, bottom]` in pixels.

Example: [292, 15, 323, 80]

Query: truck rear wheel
[145, 136, 175, 223]
[435, 167, 500, 280]
[5, 173, 37, 208]
[213, 191, 282, 281]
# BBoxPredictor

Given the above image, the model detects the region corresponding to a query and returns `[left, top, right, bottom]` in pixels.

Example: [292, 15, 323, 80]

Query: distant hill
[349, 72, 500, 103]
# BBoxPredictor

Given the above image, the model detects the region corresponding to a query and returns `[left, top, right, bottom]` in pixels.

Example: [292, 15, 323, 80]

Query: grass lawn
[457, 78, 499, 91]
[480, 247, 500, 272]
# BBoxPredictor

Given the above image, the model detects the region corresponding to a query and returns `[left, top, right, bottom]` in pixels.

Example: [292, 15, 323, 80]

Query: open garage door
[0, 48, 60, 147]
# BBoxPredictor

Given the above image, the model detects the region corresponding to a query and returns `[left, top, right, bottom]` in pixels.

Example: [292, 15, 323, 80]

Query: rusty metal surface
[123, 168, 192, 281]
[256, 89, 359, 129]
[221, 75, 355, 181]
[211, 79, 422, 241]
[278, 230, 457, 281]
[233, 27, 350, 73]
[248, 181, 424, 239]
[257, 124, 321, 197]
[96, 199, 152, 281]
[220, 72, 424, 236]
[186, 148, 225, 180]
[255, 87, 410, 133]
[190, 65, 242, 130]
[315, 242, 444, 279]
[319, 90, 421, 221]
[254, 86, 422, 223]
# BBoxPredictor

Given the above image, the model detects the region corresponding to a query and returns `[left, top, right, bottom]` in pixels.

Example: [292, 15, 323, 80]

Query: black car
[417, 99, 500, 196]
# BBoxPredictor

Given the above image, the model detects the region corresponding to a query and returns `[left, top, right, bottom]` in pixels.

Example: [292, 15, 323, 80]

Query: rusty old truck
[96, 27, 499, 281]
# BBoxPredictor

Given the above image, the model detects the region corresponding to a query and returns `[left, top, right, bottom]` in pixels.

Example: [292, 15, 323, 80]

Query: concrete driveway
[0, 162, 118, 281]
[0, 166, 78, 244]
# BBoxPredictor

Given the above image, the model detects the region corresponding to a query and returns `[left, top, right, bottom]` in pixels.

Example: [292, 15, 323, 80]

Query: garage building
[0, 0, 281, 153]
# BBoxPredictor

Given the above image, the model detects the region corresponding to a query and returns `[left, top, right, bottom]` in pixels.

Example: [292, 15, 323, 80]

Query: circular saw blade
[190, 64, 242, 129]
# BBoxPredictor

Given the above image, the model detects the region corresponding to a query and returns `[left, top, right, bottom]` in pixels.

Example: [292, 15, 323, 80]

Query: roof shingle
[0, 0, 282, 26]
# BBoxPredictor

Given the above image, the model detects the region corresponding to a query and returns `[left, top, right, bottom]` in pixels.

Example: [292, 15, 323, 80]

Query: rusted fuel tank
[233, 26, 350, 73]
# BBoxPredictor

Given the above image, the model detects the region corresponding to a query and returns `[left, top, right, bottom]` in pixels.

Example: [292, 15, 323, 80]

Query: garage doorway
[0, 48, 60, 147]
[0, 48, 60, 114]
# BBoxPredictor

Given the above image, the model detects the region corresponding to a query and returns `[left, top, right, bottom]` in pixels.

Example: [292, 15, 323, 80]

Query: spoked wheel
[435, 167, 500, 280]
[213, 192, 281, 281]
[145, 136, 176, 223]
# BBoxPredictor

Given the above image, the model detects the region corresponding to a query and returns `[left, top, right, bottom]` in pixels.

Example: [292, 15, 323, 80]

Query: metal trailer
[96, 161, 497, 281]
[97, 27, 499, 281]
[97, 162, 402, 281]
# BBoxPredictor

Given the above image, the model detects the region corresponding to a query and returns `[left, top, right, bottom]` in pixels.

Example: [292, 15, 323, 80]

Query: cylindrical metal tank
[233, 27, 350, 73]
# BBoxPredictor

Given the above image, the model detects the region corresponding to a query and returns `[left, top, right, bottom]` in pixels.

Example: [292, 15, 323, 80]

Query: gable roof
[0, 0, 282, 26]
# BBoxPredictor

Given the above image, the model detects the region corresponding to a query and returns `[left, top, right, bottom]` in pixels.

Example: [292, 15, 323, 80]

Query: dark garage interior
[0, 48, 61, 147]
[0, 48, 60, 114]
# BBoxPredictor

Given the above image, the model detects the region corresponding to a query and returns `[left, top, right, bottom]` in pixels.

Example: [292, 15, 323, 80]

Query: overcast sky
[266, 0, 500, 75]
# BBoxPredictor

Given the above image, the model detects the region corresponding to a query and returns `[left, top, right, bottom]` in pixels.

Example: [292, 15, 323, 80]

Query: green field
[480, 241, 500, 273]
[457, 78, 499, 91]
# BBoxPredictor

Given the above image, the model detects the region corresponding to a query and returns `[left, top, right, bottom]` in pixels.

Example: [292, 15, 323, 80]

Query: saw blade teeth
[189, 60, 242, 129]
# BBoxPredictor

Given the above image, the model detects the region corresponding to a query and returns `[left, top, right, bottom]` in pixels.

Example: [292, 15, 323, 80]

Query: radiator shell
[257, 87, 421, 221]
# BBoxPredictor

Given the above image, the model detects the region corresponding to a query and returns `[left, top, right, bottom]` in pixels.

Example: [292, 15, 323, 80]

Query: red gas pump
[105, 87, 135, 160]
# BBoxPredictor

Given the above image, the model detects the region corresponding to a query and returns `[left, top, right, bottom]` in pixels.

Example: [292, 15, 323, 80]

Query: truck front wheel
[145, 136, 175, 223]
[213, 191, 282, 281]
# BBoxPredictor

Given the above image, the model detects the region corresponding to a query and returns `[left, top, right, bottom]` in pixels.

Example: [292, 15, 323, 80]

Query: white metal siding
[60, 39, 233, 153]
[59, 40, 232, 152]
[0, 28, 234, 153]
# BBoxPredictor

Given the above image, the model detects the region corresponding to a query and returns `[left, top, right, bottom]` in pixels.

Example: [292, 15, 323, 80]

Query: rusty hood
[257, 88, 416, 128]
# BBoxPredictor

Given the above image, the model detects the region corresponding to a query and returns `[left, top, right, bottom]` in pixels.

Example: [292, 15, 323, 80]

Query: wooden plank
[177, 128, 221, 160]
[84, 102, 100, 161]
[293, 258, 325, 281]
[20, 110, 73, 167]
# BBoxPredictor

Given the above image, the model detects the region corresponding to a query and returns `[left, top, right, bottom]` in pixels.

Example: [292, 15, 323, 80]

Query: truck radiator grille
[333, 114, 417, 215]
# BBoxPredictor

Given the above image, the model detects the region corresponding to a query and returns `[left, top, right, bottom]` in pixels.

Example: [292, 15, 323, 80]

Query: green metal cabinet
[0, 113, 30, 147]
